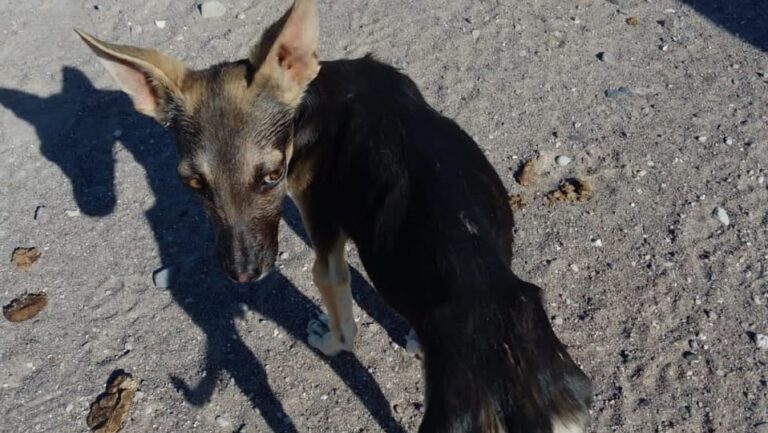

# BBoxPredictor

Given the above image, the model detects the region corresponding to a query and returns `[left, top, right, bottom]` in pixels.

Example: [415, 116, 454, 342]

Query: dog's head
[75, 0, 320, 283]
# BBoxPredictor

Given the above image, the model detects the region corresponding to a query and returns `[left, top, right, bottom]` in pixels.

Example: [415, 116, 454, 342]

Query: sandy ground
[1, 0, 767, 432]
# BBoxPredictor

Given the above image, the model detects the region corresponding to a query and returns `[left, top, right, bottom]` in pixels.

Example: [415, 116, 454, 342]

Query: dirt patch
[546, 179, 592, 204]
[87, 371, 139, 433]
[3, 292, 48, 322]
[11, 247, 41, 270]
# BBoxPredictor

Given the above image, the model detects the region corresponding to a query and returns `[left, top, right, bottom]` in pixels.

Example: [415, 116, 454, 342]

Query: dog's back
[299, 57, 592, 432]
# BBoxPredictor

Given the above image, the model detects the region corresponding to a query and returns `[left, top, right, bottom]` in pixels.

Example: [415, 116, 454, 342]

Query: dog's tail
[417, 277, 592, 433]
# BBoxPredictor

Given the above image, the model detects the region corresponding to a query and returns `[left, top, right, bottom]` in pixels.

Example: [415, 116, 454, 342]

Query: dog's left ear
[250, 0, 320, 106]
[74, 29, 187, 124]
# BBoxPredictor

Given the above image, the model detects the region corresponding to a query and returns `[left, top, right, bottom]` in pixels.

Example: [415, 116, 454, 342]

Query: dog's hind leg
[306, 235, 357, 356]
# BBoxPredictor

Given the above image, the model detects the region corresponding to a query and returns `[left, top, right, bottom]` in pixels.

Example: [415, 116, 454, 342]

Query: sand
[1, 0, 767, 432]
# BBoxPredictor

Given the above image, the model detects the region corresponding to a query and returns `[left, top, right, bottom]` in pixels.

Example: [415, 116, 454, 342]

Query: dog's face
[76, 0, 320, 283]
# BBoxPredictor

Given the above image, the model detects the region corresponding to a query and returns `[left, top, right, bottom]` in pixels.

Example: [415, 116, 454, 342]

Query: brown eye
[186, 176, 204, 190]
[262, 167, 285, 187]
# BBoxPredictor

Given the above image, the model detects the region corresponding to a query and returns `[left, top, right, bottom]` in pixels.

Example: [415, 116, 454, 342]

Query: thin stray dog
[76, 0, 592, 431]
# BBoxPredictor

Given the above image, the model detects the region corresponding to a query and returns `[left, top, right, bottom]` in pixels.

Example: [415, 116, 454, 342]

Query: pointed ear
[250, 0, 320, 105]
[74, 29, 187, 123]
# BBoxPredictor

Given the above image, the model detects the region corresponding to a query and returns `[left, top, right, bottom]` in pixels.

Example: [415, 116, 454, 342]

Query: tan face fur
[75, 0, 320, 282]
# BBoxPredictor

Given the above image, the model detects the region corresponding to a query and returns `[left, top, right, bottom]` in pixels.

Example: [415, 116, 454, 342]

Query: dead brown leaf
[3, 292, 48, 322]
[546, 179, 593, 205]
[626, 16, 640, 26]
[515, 159, 537, 186]
[11, 247, 41, 270]
[87, 371, 139, 433]
[508, 194, 526, 210]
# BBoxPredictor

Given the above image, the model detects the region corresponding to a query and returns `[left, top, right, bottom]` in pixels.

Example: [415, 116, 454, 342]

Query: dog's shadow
[0, 66, 409, 433]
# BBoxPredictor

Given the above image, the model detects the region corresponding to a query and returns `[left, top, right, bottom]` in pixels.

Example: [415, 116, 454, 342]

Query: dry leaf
[87, 371, 139, 433]
[11, 247, 41, 269]
[3, 292, 48, 322]
[508, 194, 526, 210]
[515, 160, 537, 186]
[546, 179, 593, 204]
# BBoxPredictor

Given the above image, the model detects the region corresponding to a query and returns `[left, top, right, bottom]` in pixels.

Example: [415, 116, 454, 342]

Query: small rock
[716, 369, 725, 377]
[152, 266, 174, 289]
[712, 207, 730, 226]
[279, 251, 289, 260]
[93, 4, 101, 10]
[607, 0, 638, 7]
[215, 415, 232, 429]
[199, 1, 226, 18]
[65, 403, 74, 413]
[569, 264, 580, 273]
[552, 316, 564, 326]
[596, 51, 615, 63]
[472, 30, 480, 40]
[113, 129, 123, 138]
[682, 351, 699, 363]
[605, 86, 634, 98]
[591, 238, 603, 247]
[724, 137, 734, 145]
[65, 209, 81, 217]
[154, 20, 167, 29]
[555, 155, 572, 166]
[696, 135, 707, 142]
[755, 333, 768, 350]
[236, 12, 246, 19]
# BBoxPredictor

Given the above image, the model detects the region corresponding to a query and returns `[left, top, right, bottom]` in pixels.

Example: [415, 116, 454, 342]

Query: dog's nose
[237, 273, 253, 283]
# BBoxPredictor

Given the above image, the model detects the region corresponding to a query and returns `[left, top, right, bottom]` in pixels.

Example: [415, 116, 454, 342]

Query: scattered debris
[712, 206, 730, 226]
[546, 179, 592, 204]
[87, 371, 139, 433]
[555, 155, 572, 166]
[199, 1, 226, 18]
[3, 292, 48, 322]
[11, 247, 41, 269]
[508, 194, 526, 210]
[515, 159, 537, 186]
[625, 17, 640, 26]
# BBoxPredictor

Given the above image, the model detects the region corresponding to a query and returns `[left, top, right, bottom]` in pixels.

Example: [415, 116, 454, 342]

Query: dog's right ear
[74, 29, 186, 124]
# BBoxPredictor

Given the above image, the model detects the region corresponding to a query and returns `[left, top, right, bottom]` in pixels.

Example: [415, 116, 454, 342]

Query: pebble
[607, 0, 638, 7]
[555, 155, 572, 166]
[596, 51, 615, 63]
[65, 209, 81, 217]
[756, 333, 768, 350]
[472, 30, 480, 40]
[605, 86, 633, 98]
[154, 20, 167, 29]
[113, 129, 122, 138]
[200, 1, 227, 18]
[711, 207, 730, 226]
[215, 415, 232, 429]
[696, 135, 707, 142]
[552, 316, 564, 326]
[152, 266, 174, 289]
[279, 251, 289, 260]
[682, 351, 700, 363]
[724, 137, 734, 145]
[569, 264, 580, 273]
[591, 238, 603, 247]
[236, 12, 246, 19]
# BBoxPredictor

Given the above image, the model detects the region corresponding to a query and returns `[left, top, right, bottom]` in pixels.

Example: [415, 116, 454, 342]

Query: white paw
[306, 314, 353, 356]
[405, 328, 423, 358]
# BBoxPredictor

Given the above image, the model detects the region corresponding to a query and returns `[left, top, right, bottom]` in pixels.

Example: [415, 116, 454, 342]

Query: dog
[76, 0, 592, 431]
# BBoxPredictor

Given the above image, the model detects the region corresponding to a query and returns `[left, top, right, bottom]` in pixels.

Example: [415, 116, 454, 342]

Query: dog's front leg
[306, 236, 357, 356]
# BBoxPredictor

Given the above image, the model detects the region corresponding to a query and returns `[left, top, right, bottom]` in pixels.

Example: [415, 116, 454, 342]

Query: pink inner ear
[99, 57, 158, 115]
